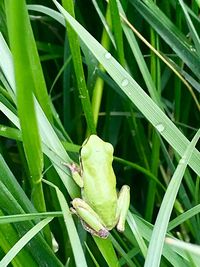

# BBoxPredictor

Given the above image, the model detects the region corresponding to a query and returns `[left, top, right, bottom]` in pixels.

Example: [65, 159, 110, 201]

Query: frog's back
[83, 166, 118, 229]
[81, 135, 118, 228]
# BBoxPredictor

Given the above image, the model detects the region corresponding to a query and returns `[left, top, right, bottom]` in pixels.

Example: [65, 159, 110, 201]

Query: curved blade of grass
[144, 129, 200, 267]
[168, 204, 200, 231]
[110, 234, 136, 267]
[0, 217, 53, 267]
[166, 238, 200, 257]
[42, 179, 88, 267]
[0, 124, 21, 141]
[166, 238, 200, 266]
[52, 0, 200, 176]
[92, 0, 115, 46]
[130, 214, 192, 266]
[1, 14, 78, 199]
[127, 211, 147, 257]
[0, 100, 79, 199]
[130, 0, 200, 79]
[0, 166, 63, 267]
[0, 31, 78, 199]
[28, 5, 65, 26]
[178, 0, 200, 55]
[0, 212, 62, 224]
[120, 13, 200, 111]
[0, 32, 16, 97]
[84, 242, 100, 267]
[117, 0, 162, 108]
[0, 154, 37, 215]
[0, 210, 38, 267]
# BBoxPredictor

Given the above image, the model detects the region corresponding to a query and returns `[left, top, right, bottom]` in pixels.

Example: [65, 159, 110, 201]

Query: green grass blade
[130, 214, 191, 266]
[42, 179, 88, 267]
[0, 217, 53, 267]
[0, 155, 37, 215]
[109, 0, 125, 66]
[0, 159, 63, 266]
[144, 129, 200, 267]
[28, 4, 65, 26]
[0, 210, 38, 267]
[84, 242, 100, 267]
[130, 0, 200, 79]
[127, 212, 147, 257]
[117, 1, 162, 108]
[52, 0, 200, 176]
[168, 204, 200, 231]
[0, 32, 15, 95]
[94, 237, 119, 267]
[166, 238, 200, 266]
[5, 2, 52, 120]
[110, 235, 136, 267]
[178, 0, 200, 55]
[195, 0, 200, 7]
[0, 124, 21, 141]
[92, 0, 115, 46]
[166, 237, 200, 257]
[0, 100, 79, 199]
[5, 0, 46, 215]
[0, 212, 62, 224]
[61, 0, 96, 134]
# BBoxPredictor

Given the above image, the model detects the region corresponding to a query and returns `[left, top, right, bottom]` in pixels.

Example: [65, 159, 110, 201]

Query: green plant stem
[5, 0, 51, 245]
[61, 0, 96, 135]
[145, 26, 161, 221]
[91, 4, 111, 128]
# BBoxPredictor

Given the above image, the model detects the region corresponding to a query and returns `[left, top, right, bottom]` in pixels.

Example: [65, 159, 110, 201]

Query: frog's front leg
[63, 162, 83, 188]
[71, 198, 109, 238]
[116, 185, 130, 232]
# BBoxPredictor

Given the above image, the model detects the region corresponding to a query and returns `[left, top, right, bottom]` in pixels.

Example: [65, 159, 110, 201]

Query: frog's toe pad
[81, 220, 109, 238]
[98, 229, 109, 238]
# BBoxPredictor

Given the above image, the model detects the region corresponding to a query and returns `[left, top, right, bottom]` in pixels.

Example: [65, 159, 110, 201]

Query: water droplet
[155, 123, 165, 133]
[79, 94, 86, 99]
[189, 45, 196, 52]
[121, 79, 129, 87]
[179, 156, 186, 164]
[0, 126, 6, 131]
[104, 52, 111, 59]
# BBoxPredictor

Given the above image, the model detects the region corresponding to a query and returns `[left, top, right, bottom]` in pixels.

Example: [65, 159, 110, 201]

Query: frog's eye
[105, 142, 114, 155]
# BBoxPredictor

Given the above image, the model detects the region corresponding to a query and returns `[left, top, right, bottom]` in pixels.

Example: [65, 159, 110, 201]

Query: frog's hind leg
[80, 220, 109, 238]
[116, 185, 130, 232]
[71, 198, 109, 238]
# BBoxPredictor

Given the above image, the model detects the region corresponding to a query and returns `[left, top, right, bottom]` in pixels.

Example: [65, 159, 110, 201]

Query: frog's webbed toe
[81, 220, 109, 238]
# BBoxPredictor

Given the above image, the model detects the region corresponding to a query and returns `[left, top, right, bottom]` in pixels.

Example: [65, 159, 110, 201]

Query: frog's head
[81, 135, 114, 162]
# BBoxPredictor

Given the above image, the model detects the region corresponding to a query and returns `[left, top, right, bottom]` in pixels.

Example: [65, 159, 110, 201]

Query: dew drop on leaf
[155, 123, 165, 133]
[121, 79, 129, 87]
[104, 52, 111, 59]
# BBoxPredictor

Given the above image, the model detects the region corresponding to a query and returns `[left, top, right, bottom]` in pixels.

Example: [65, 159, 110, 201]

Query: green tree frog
[66, 135, 130, 238]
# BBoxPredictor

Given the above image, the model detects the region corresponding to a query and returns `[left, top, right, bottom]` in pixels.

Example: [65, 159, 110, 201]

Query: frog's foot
[62, 162, 83, 188]
[62, 162, 80, 173]
[81, 220, 109, 239]
[71, 198, 109, 238]
[116, 185, 130, 232]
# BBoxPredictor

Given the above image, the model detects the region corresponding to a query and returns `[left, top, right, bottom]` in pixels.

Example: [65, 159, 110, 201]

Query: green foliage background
[0, 0, 200, 266]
